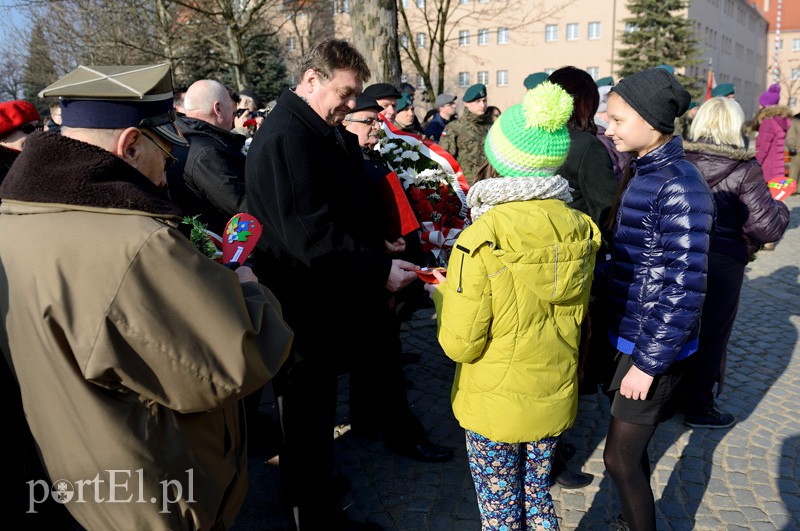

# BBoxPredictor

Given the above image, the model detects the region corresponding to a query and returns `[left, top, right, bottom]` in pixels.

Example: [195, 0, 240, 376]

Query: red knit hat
[0, 100, 40, 138]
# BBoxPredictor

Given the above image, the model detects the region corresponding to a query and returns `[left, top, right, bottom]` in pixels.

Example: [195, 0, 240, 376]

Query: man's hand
[619, 364, 655, 400]
[234, 111, 250, 130]
[234, 265, 258, 284]
[385, 259, 419, 292]
[384, 237, 406, 254]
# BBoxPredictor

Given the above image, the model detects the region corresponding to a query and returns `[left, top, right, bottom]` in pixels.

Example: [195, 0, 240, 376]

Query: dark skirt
[607, 352, 686, 426]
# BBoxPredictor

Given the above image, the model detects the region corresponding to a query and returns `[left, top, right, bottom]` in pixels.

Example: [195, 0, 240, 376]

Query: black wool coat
[244, 88, 392, 349]
[167, 116, 247, 235]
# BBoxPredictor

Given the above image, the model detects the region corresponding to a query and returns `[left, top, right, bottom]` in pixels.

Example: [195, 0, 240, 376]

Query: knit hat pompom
[522, 81, 574, 132]
[759, 83, 781, 107]
[484, 81, 573, 178]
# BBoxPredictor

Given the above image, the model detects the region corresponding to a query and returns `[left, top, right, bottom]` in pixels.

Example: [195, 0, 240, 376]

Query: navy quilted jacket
[607, 136, 715, 376]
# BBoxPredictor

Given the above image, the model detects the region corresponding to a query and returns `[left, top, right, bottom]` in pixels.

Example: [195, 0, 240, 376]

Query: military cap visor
[40, 64, 187, 147]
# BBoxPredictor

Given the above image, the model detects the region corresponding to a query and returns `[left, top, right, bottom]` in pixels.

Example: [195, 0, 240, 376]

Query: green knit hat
[484, 81, 573, 177]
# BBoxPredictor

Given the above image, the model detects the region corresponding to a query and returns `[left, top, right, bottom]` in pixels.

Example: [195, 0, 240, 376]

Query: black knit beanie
[611, 68, 690, 134]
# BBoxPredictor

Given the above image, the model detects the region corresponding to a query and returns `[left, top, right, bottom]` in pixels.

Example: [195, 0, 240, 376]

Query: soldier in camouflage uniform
[439, 83, 491, 186]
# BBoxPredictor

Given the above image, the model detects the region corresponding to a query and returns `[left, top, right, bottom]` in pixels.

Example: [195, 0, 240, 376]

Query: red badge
[222, 213, 262, 266]
[768, 177, 797, 201]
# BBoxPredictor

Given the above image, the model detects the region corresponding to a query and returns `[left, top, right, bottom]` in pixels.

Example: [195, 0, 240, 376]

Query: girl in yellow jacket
[425, 82, 600, 529]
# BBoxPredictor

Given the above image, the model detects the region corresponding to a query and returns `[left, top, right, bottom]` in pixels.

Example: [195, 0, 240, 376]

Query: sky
[0, 0, 28, 50]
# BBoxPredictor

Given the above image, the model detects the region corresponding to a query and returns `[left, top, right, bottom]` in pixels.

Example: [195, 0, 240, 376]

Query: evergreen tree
[22, 23, 58, 115]
[243, 34, 289, 104]
[616, 0, 701, 96]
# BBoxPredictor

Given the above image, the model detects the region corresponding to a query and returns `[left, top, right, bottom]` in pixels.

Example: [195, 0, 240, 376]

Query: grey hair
[689, 96, 745, 148]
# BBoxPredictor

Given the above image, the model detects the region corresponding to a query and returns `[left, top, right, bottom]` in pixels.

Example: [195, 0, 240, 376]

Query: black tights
[603, 417, 657, 531]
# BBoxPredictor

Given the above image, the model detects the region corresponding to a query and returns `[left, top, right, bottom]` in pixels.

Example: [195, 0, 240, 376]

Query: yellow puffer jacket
[433, 199, 600, 443]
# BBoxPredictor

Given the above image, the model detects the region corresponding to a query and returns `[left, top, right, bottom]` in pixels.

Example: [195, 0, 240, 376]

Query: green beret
[711, 83, 734, 98]
[463, 83, 487, 102]
[655, 64, 675, 75]
[396, 93, 413, 112]
[688, 101, 698, 110]
[523, 73, 548, 90]
[595, 76, 614, 87]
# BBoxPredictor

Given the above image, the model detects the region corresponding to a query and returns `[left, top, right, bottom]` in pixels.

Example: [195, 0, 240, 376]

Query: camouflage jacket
[439, 109, 491, 186]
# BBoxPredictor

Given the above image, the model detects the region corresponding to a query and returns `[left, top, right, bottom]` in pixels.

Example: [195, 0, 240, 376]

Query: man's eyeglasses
[347, 118, 377, 126]
[141, 130, 178, 170]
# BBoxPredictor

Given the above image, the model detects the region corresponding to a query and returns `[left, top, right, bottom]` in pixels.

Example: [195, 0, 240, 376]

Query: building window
[338, 0, 349, 13]
[498, 27, 509, 44]
[402, 0, 408, 5]
[566, 23, 579, 41]
[545, 24, 558, 42]
[588, 21, 601, 40]
[416, 0, 424, 7]
[497, 70, 508, 87]
[794, 38, 800, 51]
[478, 71, 489, 85]
[792, 68, 800, 81]
[400, 73, 408, 83]
[416, 74, 425, 88]
[459, 0, 470, 4]
[458, 72, 470, 87]
[625, 22, 638, 33]
[459, 30, 469, 46]
[400, 34, 409, 48]
[416, 33, 426, 48]
[287, 36, 297, 52]
[478, 29, 490, 45]
[587, 66, 599, 79]
[790, 97, 797, 108]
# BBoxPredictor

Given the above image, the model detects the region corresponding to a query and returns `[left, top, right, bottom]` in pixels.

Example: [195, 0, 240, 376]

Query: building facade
[283, 0, 772, 119]
[761, 0, 800, 113]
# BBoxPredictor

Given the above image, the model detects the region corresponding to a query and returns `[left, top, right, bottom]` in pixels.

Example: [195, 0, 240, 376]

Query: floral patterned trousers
[465, 430, 559, 531]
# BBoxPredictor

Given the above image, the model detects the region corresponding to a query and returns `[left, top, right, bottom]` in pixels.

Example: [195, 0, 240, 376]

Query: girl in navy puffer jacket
[602, 68, 715, 531]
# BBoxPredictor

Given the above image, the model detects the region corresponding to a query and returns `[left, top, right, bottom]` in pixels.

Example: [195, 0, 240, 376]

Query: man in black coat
[167, 79, 246, 236]
[245, 40, 433, 531]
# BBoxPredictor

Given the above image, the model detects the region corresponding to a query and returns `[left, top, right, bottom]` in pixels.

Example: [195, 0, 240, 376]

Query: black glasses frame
[140, 130, 178, 170]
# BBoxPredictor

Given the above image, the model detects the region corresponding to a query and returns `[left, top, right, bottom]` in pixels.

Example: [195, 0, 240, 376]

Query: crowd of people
[0, 38, 792, 531]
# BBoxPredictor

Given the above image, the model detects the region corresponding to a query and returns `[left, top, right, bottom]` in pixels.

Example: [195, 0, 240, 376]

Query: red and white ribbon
[419, 221, 462, 258]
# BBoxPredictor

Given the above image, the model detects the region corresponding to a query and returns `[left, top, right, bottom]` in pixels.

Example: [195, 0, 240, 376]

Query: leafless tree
[350, 0, 401, 86]
[397, 0, 574, 97]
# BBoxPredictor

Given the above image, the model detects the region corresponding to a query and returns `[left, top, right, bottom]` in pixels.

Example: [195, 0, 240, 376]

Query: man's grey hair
[297, 39, 371, 84]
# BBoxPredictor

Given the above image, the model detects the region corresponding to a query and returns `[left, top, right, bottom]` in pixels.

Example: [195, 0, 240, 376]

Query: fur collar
[683, 140, 755, 161]
[756, 105, 793, 122]
[0, 131, 182, 217]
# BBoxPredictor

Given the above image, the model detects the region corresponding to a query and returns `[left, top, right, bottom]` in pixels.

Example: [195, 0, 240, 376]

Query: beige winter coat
[0, 132, 293, 530]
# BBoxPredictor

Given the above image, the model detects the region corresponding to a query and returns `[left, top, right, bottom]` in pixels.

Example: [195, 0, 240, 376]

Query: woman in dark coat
[682, 96, 790, 427]
[547, 66, 620, 489]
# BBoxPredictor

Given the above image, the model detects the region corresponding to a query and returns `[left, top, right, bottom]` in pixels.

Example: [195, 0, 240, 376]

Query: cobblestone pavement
[236, 194, 800, 530]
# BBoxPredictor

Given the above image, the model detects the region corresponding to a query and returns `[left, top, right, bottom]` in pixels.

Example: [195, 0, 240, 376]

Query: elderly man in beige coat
[0, 64, 293, 530]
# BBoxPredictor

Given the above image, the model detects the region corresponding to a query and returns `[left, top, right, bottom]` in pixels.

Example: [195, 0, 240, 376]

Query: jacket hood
[684, 140, 755, 188]
[756, 105, 793, 122]
[0, 131, 182, 217]
[463, 201, 599, 304]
